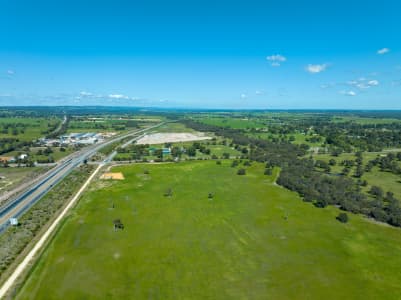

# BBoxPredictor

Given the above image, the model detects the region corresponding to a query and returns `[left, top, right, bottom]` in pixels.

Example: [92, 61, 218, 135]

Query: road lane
[0, 122, 164, 232]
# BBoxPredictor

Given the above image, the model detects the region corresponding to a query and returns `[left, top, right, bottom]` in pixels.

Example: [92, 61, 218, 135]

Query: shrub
[237, 168, 246, 175]
[336, 212, 349, 223]
[264, 168, 272, 175]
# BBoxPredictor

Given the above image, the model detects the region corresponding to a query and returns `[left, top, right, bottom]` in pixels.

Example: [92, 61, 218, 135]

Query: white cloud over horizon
[108, 94, 129, 99]
[306, 64, 328, 74]
[347, 78, 380, 90]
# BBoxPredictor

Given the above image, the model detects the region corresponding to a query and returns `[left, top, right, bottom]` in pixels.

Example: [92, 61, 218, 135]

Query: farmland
[0, 117, 61, 156]
[15, 161, 401, 299]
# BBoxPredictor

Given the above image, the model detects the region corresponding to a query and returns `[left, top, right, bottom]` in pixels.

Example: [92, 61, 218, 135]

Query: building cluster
[0, 153, 28, 164]
[39, 132, 115, 147]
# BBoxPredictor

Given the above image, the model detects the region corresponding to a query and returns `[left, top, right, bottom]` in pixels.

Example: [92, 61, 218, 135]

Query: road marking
[0, 163, 103, 299]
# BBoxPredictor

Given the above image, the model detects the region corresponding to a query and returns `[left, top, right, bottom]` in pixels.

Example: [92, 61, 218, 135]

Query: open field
[0, 117, 60, 142]
[0, 167, 48, 196]
[4, 147, 75, 164]
[67, 115, 163, 134]
[16, 160, 401, 299]
[195, 116, 265, 129]
[332, 116, 401, 124]
[153, 122, 195, 133]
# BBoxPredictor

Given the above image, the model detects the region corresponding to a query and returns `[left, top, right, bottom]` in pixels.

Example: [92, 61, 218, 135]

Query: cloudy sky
[1, 0, 401, 109]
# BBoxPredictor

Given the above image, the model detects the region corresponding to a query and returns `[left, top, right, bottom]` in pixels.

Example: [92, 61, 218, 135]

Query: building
[162, 148, 171, 155]
[0, 156, 15, 163]
[9, 218, 18, 226]
[18, 154, 28, 160]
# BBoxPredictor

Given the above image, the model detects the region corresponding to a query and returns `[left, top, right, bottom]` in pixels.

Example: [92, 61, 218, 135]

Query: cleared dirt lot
[136, 132, 211, 145]
[100, 172, 125, 180]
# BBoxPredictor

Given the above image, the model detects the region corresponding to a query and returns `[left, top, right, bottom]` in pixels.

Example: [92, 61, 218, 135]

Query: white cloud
[306, 64, 328, 74]
[320, 82, 336, 89]
[340, 90, 357, 96]
[79, 91, 93, 96]
[377, 48, 390, 55]
[367, 80, 379, 86]
[356, 83, 369, 89]
[108, 94, 129, 99]
[7, 70, 15, 75]
[255, 90, 264, 95]
[240, 93, 248, 99]
[347, 78, 379, 90]
[266, 54, 286, 66]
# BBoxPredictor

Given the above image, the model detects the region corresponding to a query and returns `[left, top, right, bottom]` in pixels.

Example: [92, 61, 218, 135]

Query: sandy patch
[136, 132, 211, 145]
[100, 172, 125, 180]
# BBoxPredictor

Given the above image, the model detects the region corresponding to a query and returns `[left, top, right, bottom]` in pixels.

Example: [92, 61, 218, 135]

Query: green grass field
[196, 116, 265, 129]
[0, 117, 60, 142]
[332, 116, 401, 124]
[153, 122, 195, 133]
[16, 161, 401, 299]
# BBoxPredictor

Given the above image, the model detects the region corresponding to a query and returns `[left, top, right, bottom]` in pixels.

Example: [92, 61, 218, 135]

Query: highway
[0, 122, 164, 233]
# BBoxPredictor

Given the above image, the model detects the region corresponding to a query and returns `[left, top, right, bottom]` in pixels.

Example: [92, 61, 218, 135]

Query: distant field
[332, 116, 401, 124]
[247, 132, 324, 147]
[152, 122, 195, 133]
[16, 161, 401, 299]
[67, 116, 163, 133]
[0, 117, 60, 142]
[196, 116, 265, 129]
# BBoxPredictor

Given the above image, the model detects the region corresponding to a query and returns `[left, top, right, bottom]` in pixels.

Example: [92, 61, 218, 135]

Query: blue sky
[1, 0, 401, 109]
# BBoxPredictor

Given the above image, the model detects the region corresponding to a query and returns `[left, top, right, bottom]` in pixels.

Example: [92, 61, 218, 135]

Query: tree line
[181, 118, 401, 227]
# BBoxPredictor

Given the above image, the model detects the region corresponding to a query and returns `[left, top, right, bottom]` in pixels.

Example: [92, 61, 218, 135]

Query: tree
[370, 186, 383, 199]
[171, 146, 182, 158]
[336, 212, 348, 223]
[341, 167, 350, 176]
[208, 192, 214, 199]
[237, 168, 246, 175]
[354, 165, 364, 178]
[314, 198, 328, 208]
[164, 188, 173, 197]
[187, 146, 196, 157]
[264, 168, 272, 175]
[154, 149, 163, 159]
[113, 219, 124, 231]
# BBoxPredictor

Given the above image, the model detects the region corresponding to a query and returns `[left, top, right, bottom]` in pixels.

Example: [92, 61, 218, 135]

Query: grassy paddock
[16, 161, 401, 299]
[0, 117, 60, 142]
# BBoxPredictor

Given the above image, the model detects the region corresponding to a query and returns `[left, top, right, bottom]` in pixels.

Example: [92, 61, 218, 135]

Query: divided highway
[0, 123, 164, 233]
